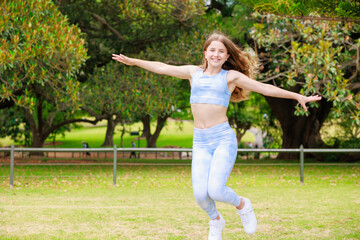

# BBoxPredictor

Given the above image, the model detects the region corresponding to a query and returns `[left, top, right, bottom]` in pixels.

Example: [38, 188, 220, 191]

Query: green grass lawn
[0, 164, 359, 239]
[0, 120, 255, 148]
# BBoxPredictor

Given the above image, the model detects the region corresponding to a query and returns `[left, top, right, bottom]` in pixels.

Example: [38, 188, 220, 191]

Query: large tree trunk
[119, 121, 126, 148]
[32, 133, 47, 149]
[25, 97, 58, 151]
[265, 96, 333, 159]
[141, 114, 168, 148]
[230, 120, 251, 145]
[102, 116, 117, 147]
[235, 128, 249, 144]
[25, 100, 47, 155]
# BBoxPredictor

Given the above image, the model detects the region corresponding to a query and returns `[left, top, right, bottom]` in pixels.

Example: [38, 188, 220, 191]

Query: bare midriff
[191, 103, 228, 129]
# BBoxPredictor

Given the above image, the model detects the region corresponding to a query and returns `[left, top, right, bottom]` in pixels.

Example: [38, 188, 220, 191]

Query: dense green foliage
[54, 0, 209, 147]
[246, 12, 360, 156]
[0, 0, 87, 108]
[239, 0, 360, 21]
[55, 0, 205, 78]
[0, 107, 31, 146]
[251, 13, 360, 124]
[0, 0, 91, 147]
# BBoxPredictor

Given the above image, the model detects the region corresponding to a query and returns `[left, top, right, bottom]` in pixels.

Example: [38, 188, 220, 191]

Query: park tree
[80, 61, 136, 147]
[0, 0, 101, 148]
[250, 13, 360, 159]
[55, 0, 208, 147]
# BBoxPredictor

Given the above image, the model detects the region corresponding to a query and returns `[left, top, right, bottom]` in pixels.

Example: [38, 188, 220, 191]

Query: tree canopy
[0, 0, 88, 109]
[55, 0, 205, 78]
[0, 0, 92, 148]
[55, 0, 209, 147]
[249, 12, 360, 159]
[251, 13, 360, 124]
[238, 0, 360, 22]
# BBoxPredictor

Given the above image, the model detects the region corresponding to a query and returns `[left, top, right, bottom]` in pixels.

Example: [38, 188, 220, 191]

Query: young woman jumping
[112, 31, 321, 240]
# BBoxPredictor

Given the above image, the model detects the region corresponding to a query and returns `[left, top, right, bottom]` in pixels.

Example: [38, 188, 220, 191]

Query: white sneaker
[237, 197, 257, 235]
[208, 213, 225, 240]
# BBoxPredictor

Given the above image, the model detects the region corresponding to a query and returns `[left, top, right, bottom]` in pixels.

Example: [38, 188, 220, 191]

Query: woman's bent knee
[208, 185, 224, 202]
[194, 193, 212, 210]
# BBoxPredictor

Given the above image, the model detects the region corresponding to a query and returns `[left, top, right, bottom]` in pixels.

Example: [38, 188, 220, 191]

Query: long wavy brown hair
[201, 31, 259, 102]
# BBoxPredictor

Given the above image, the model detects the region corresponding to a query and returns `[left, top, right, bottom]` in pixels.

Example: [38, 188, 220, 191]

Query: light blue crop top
[190, 68, 231, 108]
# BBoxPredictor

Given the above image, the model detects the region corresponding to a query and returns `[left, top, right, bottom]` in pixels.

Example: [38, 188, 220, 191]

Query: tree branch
[341, 60, 357, 69]
[89, 12, 127, 41]
[258, 70, 291, 83]
[43, 111, 58, 133]
[349, 82, 360, 90]
[81, 105, 110, 120]
[348, 44, 360, 82]
[44, 118, 99, 139]
[24, 108, 38, 134]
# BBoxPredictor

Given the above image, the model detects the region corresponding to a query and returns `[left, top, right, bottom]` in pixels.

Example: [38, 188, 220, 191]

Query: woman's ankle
[236, 198, 245, 210]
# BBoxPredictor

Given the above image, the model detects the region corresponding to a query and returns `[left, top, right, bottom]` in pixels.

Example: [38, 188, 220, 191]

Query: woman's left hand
[298, 95, 322, 111]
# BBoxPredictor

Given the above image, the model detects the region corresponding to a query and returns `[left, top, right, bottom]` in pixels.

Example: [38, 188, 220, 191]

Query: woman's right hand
[112, 54, 135, 66]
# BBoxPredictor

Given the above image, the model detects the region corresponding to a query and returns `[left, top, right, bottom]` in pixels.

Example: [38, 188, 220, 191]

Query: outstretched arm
[112, 54, 198, 80]
[229, 70, 322, 111]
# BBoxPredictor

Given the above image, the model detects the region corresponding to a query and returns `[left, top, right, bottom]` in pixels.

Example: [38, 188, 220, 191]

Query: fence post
[113, 144, 117, 187]
[300, 144, 304, 185]
[10, 143, 14, 188]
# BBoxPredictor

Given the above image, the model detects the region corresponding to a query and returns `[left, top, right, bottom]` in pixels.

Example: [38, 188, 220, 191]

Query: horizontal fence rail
[1, 144, 359, 188]
[2, 146, 360, 153]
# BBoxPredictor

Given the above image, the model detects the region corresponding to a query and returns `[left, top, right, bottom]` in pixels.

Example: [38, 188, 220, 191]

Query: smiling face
[204, 40, 230, 69]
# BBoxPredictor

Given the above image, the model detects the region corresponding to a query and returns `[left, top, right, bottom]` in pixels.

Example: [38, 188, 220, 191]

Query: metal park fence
[1, 144, 359, 188]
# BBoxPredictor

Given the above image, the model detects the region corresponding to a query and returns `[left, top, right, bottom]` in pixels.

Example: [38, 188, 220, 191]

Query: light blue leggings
[192, 122, 241, 219]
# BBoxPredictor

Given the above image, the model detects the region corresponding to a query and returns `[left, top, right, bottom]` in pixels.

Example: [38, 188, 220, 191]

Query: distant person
[129, 141, 137, 159]
[112, 31, 321, 239]
[82, 141, 90, 157]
